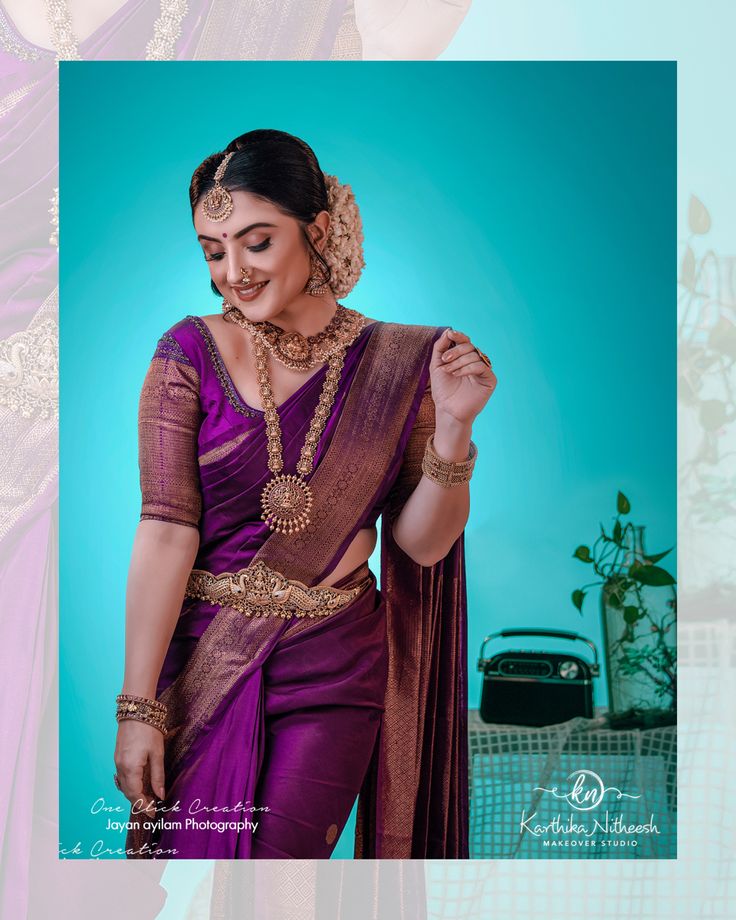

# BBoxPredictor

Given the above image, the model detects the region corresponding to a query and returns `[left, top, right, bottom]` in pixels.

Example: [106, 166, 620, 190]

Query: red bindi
[222, 232, 227, 237]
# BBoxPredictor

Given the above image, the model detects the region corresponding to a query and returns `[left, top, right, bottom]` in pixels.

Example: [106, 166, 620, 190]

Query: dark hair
[190, 129, 331, 298]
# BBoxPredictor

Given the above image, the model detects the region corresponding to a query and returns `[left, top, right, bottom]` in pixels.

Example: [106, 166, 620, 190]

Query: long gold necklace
[223, 301, 366, 371]
[255, 337, 347, 535]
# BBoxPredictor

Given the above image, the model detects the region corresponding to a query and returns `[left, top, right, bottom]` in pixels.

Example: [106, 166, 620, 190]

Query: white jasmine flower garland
[322, 173, 366, 298]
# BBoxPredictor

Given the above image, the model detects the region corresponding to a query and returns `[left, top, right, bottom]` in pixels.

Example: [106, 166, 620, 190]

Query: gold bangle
[116, 693, 169, 737]
[421, 433, 477, 488]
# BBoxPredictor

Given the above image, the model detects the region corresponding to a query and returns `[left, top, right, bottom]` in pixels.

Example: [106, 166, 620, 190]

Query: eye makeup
[204, 237, 272, 261]
[248, 238, 272, 252]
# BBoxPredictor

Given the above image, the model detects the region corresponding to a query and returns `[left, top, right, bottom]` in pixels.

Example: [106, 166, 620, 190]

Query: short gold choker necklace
[222, 301, 367, 371]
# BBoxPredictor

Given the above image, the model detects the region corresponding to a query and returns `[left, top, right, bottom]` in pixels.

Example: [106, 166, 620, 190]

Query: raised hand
[428, 327, 497, 426]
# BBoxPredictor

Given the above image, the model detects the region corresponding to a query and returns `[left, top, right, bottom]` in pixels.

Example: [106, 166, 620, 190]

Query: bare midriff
[200, 315, 380, 587]
[318, 525, 378, 587]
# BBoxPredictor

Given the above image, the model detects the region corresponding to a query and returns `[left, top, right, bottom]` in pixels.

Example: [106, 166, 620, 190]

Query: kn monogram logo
[535, 768, 641, 811]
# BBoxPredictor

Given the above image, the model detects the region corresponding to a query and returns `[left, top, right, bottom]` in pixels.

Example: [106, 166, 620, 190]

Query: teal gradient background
[59, 61, 675, 859]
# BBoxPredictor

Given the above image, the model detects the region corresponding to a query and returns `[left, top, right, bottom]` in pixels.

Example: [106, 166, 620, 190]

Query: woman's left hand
[429, 328, 497, 425]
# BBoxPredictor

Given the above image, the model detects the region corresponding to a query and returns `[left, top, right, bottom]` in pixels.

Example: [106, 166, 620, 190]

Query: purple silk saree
[125, 314, 469, 860]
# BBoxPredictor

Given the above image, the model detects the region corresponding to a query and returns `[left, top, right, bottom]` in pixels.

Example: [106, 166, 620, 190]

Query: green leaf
[629, 563, 676, 587]
[572, 589, 586, 612]
[607, 592, 622, 608]
[573, 545, 592, 563]
[617, 491, 631, 514]
[644, 547, 673, 564]
[624, 605, 640, 624]
[613, 519, 622, 544]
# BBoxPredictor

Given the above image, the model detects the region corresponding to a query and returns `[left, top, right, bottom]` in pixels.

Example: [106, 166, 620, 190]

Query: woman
[115, 128, 496, 860]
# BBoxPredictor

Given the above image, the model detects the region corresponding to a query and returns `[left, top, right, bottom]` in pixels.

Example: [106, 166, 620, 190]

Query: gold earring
[304, 250, 330, 296]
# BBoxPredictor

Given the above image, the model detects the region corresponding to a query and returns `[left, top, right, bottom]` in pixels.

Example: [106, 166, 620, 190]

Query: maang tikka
[202, 151, 235, 222]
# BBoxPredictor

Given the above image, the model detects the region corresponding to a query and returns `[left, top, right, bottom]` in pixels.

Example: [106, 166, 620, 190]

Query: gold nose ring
[241, 267, 252, 284]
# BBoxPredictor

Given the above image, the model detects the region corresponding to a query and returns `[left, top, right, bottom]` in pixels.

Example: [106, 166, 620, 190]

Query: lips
[232, 280, 269, 300]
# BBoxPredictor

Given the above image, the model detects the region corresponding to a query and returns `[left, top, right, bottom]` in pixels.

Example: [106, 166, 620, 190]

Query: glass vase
[599, 525, 677, 716]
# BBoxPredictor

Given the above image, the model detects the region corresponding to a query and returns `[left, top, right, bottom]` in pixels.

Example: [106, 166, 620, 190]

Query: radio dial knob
[559, 660, 580, 679]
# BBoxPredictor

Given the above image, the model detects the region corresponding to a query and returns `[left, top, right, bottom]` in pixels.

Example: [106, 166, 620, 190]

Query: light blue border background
[59, 61, 675, 859]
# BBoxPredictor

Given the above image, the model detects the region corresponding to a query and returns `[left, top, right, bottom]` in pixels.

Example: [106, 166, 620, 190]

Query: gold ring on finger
[474, 347, 492, 369]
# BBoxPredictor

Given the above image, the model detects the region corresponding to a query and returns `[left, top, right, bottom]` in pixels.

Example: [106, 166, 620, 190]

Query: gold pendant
[201, 185, 233, 222]
[261, 473, 313, 534]
[276, 331, 311, 365]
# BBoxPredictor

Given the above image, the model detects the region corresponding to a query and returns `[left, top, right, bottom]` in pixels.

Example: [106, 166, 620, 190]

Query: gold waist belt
[184, 559, 371, 619]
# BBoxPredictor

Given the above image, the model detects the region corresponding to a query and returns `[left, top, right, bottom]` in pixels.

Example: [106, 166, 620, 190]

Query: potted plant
[571, 491, 677, 728]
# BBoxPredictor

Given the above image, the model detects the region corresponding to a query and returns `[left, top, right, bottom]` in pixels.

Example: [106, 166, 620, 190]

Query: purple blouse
[138, 315, 392, 576]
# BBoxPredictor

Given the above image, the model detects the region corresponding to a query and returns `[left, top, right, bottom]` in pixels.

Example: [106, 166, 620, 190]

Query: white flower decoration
[322, 173, 365, 298]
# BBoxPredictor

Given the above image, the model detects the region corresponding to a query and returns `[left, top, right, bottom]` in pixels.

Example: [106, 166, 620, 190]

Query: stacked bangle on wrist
[421, 433, 478, 487]
[116, 693, 169, 737]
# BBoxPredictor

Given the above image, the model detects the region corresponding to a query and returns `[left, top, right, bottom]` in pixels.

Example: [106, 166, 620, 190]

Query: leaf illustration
[680, 244, 696, 289]
[688, 194, 711, 235]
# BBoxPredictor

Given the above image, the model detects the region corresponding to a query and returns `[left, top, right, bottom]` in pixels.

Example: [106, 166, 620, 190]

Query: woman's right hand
[114, 719, 166, 817]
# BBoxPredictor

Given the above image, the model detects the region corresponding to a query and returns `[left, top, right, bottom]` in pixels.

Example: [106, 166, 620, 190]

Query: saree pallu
[126, 316, 469, 859]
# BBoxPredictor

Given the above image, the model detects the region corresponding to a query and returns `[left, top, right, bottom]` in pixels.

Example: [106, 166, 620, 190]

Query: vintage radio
[477, 628, 600, 726]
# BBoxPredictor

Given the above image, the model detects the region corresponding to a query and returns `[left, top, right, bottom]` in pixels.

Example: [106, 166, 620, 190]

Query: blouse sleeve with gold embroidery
[138, 332, 203, 529]
[383, 380, 435, 527]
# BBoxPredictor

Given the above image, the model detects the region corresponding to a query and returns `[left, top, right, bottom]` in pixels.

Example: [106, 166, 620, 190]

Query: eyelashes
[249, 238, 272, 252]
[205, 238, 271, 261]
